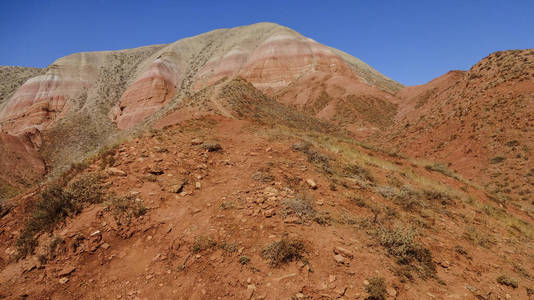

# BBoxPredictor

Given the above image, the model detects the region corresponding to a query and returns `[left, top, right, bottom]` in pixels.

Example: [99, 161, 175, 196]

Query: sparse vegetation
[348, 194, 368, 208]
[201, 143, 222, 152]
[192, 236, 217, 253]
[454, 245, 470, 258]
[239, 255, 250, 265]
[505, 140, 520, 147]
[376, 226, 436, 279]
[376, 185, 424, 212]
[514, 263, 531, 279]
[344, 164, 374, 182]
[0, 66, 43, 105]
[424, 163, 462, 181]
[423, 189, 454, 206]
[219, 241, 238, 253]
[497, 274, 518, 288]
[281, 193, 330, 225]
[261, 238, 306, 267]
[490, 156, 506, 164]
[220, 201, 235, 210]
[15, 173, 104, 258]
[291, 142, 332, 174]
[108, 194, 147, 225]
[464, 226, 494, 248]
[252, 168, 275, 182]
[365, 277, 387, 300]
[281, 194, 316, 220]
[0, 179, 20, 202]
[97, 146, 117, 169]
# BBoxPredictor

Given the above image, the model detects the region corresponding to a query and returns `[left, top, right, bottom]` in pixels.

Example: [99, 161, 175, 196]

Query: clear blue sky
[1, 1, 533, 85]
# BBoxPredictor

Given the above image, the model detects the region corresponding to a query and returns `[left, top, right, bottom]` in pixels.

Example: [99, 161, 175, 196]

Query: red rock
[333, 254, 345, 264]
[106, 167, 126, 176]
[284, 216, 300, 224]
[263, 209, 276, 218]
[333, 246, 354, 258]
[112, 59, 178, 129]
[58, 266, 76, 277]
[306, 179, 317, 189]
[0, 132, 45, 189]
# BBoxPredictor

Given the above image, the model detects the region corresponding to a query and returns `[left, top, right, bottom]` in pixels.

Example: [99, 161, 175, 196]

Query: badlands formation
[0, 23, 533, 299]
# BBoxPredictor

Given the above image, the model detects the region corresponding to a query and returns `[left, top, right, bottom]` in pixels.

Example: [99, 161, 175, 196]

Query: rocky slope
[380, 50, 534, 211]
[0, 66, 43, 106]
[0, 22, 401, 194]
[2, 113, 533, 299]
[1, 24, 534, 299]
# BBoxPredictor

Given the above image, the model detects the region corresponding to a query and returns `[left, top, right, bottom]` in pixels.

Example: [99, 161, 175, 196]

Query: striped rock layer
[1, 23, 401, 136]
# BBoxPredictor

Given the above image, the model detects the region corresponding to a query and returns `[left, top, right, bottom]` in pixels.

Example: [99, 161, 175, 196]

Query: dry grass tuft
[365, 277, 388, 300]
[376, 226, 436, 279]
[261, 238, 306, 267]
[497, 274, 518, 288]
[192, 236, 217, 253]
[108, 194, 147, 225]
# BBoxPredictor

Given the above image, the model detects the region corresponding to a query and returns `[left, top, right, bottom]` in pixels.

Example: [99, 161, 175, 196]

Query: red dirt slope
[381, 49, 534, 207]
[1, 115, 533, 299]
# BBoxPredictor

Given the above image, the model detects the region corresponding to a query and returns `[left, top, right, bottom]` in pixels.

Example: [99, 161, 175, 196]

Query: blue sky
[1, 1, 532, 85]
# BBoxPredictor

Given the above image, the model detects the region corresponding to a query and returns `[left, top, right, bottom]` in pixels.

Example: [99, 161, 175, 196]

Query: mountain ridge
[1, 24, 533, 300]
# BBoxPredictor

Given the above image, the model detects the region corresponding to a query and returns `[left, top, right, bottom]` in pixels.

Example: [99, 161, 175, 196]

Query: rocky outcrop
[109, 23, 402, 130]
[0, 22, 402, 179]
[112, 58, 179, 129]
[194, 31, 354, 93]
[0, 131, 45, 188]
[0, 53, 99, 136]
[2, 23, 401, 135]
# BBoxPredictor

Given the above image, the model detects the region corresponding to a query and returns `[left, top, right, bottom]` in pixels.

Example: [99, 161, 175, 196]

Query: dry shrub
[201, 143, 222, 152]
[261, 238, 306, 267]
[377, 226, 436, 279]
[497, 275, 518, 288]
[344, 164, 374, 182]
[15, 173, 104, 259]
[108, 194, 147, 225]
[365, 277, 387, 300]
[281, 194, 330, 225]
[292, 142, 332, 174]
[192, 236, 217, 253]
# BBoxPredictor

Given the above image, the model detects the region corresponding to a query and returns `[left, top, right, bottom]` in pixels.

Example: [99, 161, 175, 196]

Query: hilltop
[0, 24, 533, 299]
